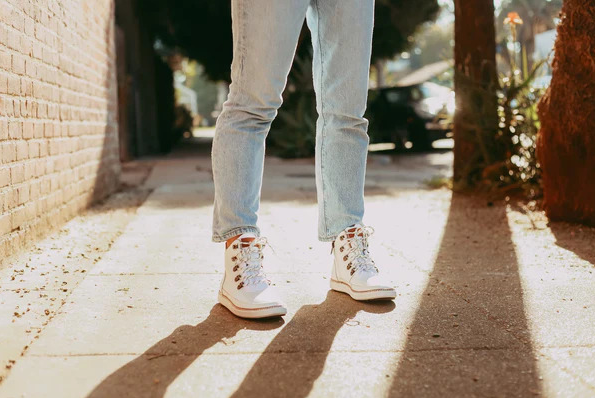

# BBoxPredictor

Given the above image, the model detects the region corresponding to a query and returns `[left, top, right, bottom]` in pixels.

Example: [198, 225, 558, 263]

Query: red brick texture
[0, 0, 120, 259]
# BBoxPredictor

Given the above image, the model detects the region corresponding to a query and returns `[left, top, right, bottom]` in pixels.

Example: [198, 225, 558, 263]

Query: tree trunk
[537, 0, 595, 225]
[453, 0, 498, 187]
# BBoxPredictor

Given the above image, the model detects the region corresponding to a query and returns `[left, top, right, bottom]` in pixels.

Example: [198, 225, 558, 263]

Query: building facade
[0, 0, 120, 259]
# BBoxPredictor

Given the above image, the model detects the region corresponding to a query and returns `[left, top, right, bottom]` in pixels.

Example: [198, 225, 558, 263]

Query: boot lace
[339, 225, 378, 275]
[233, 237, 270, 289]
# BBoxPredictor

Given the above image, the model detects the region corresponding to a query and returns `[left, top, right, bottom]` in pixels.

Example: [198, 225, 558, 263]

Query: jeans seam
[314, 0, 329, 238]
[238, 0, 246, 100]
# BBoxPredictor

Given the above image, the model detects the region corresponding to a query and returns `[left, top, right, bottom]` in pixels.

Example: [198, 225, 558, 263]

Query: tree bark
[537, 0, 595, 225]
[453, 0, 497, 187]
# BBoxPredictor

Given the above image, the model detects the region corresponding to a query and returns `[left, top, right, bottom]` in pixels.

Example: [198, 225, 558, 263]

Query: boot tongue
[238, 233, 258, 248]
[346, 224, 365, 237]
[346, 224, 367, 253]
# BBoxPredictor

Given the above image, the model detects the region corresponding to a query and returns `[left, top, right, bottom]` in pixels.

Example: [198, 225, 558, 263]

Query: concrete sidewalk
[1, 140, 594, 397]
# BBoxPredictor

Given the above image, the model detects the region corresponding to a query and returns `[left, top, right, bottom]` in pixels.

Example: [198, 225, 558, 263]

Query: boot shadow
[86, 304, 283, 398]
[231, 290, 395, 398]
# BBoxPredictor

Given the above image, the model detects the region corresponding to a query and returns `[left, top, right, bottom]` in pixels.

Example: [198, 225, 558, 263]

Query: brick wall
[0, 0, 120, 260]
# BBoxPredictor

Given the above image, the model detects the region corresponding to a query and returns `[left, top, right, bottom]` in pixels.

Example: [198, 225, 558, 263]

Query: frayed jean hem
[212, 226, 261, 243]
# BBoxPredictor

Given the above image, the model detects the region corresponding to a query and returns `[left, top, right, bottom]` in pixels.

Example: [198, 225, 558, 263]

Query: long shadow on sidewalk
[388, 194, 542, 396]
[86, 305, 283, 398]
[230, 291, 395, 398]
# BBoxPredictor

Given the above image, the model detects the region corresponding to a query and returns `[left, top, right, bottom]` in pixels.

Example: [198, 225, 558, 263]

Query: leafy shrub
[494, 62, 545, 197]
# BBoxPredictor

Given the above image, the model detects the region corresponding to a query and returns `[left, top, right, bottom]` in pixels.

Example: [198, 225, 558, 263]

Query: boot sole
[218, 290, 287, 319]
[330, 279, 396, 301]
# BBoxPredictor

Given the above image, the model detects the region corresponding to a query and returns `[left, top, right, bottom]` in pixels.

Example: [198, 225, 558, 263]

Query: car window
[420, 82, 451, 99]
[384, 90, 407, 104]
[410, 87, 422, 101]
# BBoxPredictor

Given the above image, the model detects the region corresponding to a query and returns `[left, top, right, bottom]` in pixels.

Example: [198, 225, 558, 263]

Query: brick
[21, 77, 33, 96]
[1, 141, 16, 163]
[35, 158, 45, 176]
[8, 121, 22, 139]
[32, 42, 42, 59]
[25, 58, 36, 77]
[24, 161, 35, 179]
[12, 54, 26, 75]
[7, 75, 20, 95]
[0, 119, 7, 139]
[10, 9, 24, 31]
[44, 122, 53, 137]
[17, 184, 29, 205]
[0, 73, 7, 94]
[23, 121, 34, 139]
[0, 51, 10, 71]
[49, 139, 59, 155]
[24, 201, 36, 221]
[6, 187, 18, 209]
[28, 140, 39, 157]
[21, 99, 33, 117]
[37, 102, 48, 118]
[0, 167, 9, 187]
[16, 140, 28, 160]
[10, 206, 27, 228]
[38, 140, 47, 156]
[0, 191, 7, 212]
[21, 37, 33, 58]
[10, 164, 24, 184]
[29, 180, 40, 200]
[0, 214, 10, 235]
[24, 17, 35, 37]
[13, 98, 20, 118]
[7, 29, 21, 51]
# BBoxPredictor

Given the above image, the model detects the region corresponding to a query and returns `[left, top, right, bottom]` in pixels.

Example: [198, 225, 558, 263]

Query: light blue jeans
[212, 0, 374, 242]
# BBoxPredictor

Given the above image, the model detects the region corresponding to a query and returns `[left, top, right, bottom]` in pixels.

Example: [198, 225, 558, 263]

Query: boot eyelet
[339, 247, 344, 252]
[340, 236, 344, 240]
[231, 256, 237, 262]
[235, 275, 241, 282]
[237, 282, 244, 290]
[233, 265, 239, 272]
[233, 245, 238, 249]
[347, 265, 351, 270]
[343, 255, 348, 261]
[350, 269, 355, 275]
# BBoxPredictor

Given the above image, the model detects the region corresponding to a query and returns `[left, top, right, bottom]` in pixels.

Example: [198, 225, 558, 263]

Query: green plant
[482, 13, 546, 197]
[453, 11, 546, 197]
[493, 60, 545, 197]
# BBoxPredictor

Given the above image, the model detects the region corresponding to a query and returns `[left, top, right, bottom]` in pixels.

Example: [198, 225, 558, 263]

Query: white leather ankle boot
[218, 233, 287, 318]
[330, 224, 396, 301]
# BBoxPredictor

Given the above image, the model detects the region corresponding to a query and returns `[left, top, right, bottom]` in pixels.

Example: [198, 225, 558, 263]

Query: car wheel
[391, 129, 408, 151]
[409, 127, 432, 152]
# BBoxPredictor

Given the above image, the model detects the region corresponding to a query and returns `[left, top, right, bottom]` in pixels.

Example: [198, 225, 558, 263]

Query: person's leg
[212, 0, 310, 243]
[308, 0, 395, 301]
[213, 0, 312, 319]
[306, 0, 375, 242]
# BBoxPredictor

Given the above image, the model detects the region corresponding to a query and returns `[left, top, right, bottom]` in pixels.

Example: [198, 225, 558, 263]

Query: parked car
[366, 82, 454, 150]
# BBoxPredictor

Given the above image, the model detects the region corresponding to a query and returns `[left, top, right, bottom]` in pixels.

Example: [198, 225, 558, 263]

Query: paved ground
[1, 134, 594, 397]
